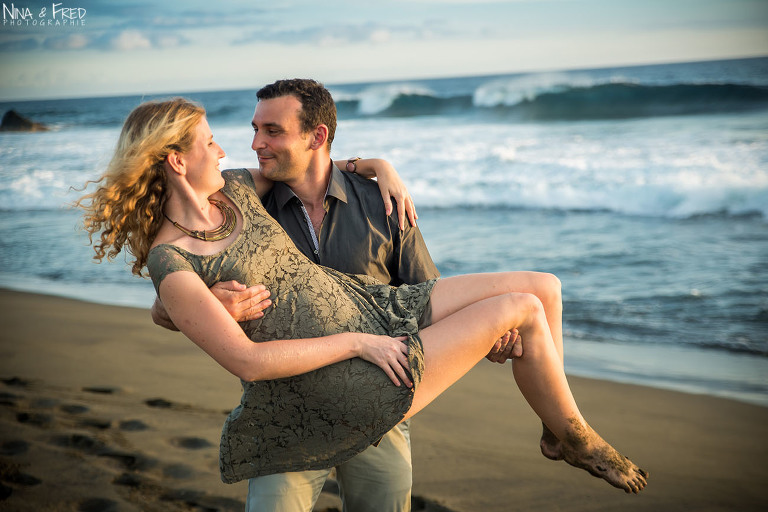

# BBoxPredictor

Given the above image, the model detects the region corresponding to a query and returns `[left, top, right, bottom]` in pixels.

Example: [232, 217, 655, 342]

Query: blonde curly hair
[78, 98, 206, 276]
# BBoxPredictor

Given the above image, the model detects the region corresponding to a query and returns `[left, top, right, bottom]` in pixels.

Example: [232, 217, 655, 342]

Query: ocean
[1, 57, 766, 406]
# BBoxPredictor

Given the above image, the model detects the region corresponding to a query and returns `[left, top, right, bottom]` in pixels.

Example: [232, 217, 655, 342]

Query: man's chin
[259, 166, 276, 179]
[259, 163, 296, 182]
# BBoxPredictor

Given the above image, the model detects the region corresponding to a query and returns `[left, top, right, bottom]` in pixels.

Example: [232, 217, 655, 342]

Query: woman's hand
[348, 158, 417, 230]
[357, 334, 413, 387]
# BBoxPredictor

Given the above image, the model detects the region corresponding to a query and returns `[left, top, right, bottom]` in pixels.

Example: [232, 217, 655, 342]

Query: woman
[79, 98, 648, 495]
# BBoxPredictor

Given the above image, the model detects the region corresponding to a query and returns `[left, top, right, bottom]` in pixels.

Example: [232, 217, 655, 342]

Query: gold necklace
[164, 199, 237, 242]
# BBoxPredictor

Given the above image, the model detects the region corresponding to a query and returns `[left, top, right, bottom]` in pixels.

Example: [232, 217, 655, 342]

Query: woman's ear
[309, 125, 329, 150]
[166, 151, 186, 175]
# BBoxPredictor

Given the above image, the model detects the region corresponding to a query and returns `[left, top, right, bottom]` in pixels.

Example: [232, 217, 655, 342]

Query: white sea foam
[472, 72, 594, 107]
[353, 84, 437, 115]
[2, 92, 766, 220]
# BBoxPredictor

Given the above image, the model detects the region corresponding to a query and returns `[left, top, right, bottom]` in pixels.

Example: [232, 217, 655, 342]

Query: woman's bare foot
[540, 423, 564, 460]
[558, 419, 648, 494]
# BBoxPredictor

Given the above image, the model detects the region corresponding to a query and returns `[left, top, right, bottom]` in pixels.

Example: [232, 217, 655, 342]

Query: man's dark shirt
[261, 164, 439, 286]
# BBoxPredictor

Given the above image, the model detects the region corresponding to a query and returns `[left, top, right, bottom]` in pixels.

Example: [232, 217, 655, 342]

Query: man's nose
[251, 131, 264, 151]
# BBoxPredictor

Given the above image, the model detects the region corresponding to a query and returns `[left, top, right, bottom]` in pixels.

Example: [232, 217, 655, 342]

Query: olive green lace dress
[147, 169, 437, 483]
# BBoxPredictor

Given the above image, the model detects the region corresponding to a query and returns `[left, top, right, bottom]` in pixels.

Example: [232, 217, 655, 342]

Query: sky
[0, 0, 767, 101]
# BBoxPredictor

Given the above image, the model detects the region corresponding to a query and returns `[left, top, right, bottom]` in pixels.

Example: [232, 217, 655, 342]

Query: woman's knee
[497, 292, 546, 327]
[537, 272, 562, 308]
[506, 271, 561, 307]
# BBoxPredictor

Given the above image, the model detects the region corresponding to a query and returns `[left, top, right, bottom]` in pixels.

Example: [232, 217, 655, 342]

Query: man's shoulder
[343, 171, 383, 194]
[339, 173, 388, 211]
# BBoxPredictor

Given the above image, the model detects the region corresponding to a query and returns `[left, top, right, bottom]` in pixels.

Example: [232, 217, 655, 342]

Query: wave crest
[335, 79, 768, 121]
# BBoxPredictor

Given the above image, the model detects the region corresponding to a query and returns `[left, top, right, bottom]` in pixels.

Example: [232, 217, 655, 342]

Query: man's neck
[286, 156, 333, 211]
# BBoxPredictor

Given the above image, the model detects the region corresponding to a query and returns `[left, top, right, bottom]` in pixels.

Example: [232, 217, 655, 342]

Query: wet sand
[1, 289, 766, 511]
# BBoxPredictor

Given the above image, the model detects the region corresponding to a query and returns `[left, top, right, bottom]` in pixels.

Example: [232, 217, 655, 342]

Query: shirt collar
[272, 162, 349, 210]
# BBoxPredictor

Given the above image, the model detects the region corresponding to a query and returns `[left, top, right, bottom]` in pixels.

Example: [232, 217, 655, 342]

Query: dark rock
[0, 110, 49, 132]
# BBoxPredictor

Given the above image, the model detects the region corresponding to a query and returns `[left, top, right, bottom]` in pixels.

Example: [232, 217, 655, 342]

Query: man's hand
[151, 296, 179, 331]
[210, 281, 272, 322]
[485, 329, 522, 363]
[150, 281, 272, 331]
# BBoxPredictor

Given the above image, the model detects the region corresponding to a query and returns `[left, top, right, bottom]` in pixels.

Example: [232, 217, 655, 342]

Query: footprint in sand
[98, 450, 157, 471]
[0, 440, 29, 456]
[112, 472, 143, 488]
[82, 386, 120, 395]
[76, 497, 120, 512]
[144, 398, 174, 409]
[60, 404, 90, 415]
[0, 392, 20, 407]
[3, 471, 42, 487]
[77, 418, 112, 430]
[49, 433, 104, 453]
[170, 437, 213, 450]
[31, 397, 60, 409]
[0, 465, 42, 503]
[1, 377, 29, 388]
[118, 419, 149, 432]
[16, 412, 53, 427]
[163, 463, 196, 479]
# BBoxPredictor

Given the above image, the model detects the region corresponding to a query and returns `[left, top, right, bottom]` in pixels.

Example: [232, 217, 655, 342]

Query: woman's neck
[163, 185, 221, 229]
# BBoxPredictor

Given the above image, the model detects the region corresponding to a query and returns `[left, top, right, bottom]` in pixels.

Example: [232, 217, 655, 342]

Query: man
[152, 79, 518, 511]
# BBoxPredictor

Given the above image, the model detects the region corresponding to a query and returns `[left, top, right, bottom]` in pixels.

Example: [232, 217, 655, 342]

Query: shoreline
[2, 280, 765, 408]
[1, 289, 767, 510]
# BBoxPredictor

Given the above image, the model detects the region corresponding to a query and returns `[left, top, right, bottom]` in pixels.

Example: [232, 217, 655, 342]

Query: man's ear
[166, 151, 186, 175]
[309, 125, 329, 150]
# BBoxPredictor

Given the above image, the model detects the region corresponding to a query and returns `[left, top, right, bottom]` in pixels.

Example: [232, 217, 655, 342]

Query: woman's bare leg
[405, 279, 648, 493]
[428, 272, 565, 459]
[429, 272, 564, 360]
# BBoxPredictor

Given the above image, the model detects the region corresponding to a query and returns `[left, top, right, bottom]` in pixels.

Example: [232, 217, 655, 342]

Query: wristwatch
[346, 157, 362, 173]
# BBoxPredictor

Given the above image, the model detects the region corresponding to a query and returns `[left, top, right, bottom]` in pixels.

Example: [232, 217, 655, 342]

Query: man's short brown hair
[257, 79, 337, 150]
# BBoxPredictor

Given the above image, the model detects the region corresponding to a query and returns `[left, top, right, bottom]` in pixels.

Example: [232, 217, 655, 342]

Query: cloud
[91, 29, 191, 51]
[43, 34, 90, 50]
[76, 1, 267, 32]
[0, 28, 192, 53]
[233, 21, 445, 47]
[106, 29, 151, 50]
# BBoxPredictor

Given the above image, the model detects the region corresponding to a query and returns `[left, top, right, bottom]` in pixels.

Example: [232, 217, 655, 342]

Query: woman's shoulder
[222, 168, 255, 190]
[147, 243, 197, 292]
[222, 167, 251, 181]
[222, 168, 263, 205]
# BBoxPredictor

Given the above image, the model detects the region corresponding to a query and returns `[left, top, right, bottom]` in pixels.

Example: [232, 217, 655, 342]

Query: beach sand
[1, 289, 766, 511]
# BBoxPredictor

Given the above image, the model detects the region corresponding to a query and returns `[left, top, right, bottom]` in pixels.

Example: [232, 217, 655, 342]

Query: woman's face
[182, 116, 226, 192]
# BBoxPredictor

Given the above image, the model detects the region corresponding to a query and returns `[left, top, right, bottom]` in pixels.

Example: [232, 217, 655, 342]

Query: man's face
[251, 95, 313, 183]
